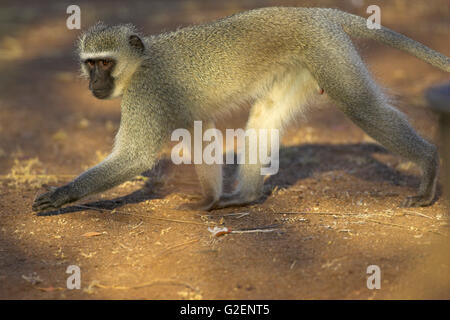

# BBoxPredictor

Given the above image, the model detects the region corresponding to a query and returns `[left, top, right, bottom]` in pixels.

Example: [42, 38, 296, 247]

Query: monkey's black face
[85, 58, 116, 99]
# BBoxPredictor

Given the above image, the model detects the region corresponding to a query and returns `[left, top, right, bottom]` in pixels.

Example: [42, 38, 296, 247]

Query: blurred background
[0, 0, 448, 299]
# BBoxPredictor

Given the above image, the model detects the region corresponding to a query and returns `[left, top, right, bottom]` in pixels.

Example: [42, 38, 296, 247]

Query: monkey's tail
[326, 9, 450, 73]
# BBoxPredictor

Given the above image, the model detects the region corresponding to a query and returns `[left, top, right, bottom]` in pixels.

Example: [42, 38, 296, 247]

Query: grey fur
[32, 7, 449, 212]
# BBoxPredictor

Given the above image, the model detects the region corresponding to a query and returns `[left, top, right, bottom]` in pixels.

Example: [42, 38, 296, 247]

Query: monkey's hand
[32, 185, 77, 212]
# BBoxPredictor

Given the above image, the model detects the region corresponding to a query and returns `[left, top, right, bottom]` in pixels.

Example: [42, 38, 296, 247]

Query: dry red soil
[0, 0, 449, 299]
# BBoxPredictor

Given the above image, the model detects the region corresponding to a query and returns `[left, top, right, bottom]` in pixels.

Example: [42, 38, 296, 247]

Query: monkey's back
[141, 7, 339, 117]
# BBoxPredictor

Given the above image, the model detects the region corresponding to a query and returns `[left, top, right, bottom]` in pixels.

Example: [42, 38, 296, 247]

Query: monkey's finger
[32, 197, 51, 207]
[32, 200, 50, 209]
[32, 197, 52, 210]
[32, 203, 51, 212]
[33, 203, 58, 212]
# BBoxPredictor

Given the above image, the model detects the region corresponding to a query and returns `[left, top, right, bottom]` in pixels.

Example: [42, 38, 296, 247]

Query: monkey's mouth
[92, 88, 112, 99]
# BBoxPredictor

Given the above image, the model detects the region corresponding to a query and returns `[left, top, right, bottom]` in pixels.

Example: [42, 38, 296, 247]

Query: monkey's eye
[101, 60, 113, 68]
[85, 60, 95, 68]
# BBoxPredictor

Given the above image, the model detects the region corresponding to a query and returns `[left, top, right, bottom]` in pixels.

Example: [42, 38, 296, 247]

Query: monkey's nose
[91, 80, 106, 91]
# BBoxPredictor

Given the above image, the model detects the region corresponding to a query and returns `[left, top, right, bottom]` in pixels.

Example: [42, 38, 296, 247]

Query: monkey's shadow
[37, 142, 430, 217]
[222, 142, 433, 206]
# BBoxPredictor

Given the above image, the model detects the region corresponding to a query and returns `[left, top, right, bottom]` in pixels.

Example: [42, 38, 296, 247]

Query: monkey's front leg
[177, 161, 223, 211]
[32, 152, 147, 212]
[177, 121, 223, 211]
[215, 162, 264, 209]
[215, 93, 289, 209]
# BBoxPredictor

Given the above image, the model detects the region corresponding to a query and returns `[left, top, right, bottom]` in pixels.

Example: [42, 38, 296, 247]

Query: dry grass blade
[364, 218, 444, 236]
[275, 211, 359, 217]
[199, 212, 250, 219]
[81, 231, 103, 238]
[404, 210, 434, 219]
[85, 279, 199, 292]
[156, 239, 200, 257]
[274, 211, 445, 235]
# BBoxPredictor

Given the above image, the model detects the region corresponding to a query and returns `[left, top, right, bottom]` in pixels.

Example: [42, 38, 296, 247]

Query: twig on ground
[290, 260, 297, 270]
[273, 211, 445, 236]
[75, 205, 208, 226]
[403, 210, 433, 219]
[275, 211, 359, 217]
[199, 212, 250, 219]
[364, 218, 444, 236]
[157, 239, 200, 257]
[84, 279, 199, 293]
[208, 224, 280, 237]
[364, 218, 409, 229]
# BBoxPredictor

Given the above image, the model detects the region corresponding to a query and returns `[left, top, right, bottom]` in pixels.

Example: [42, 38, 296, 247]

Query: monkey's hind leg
[351, 104, 438, 207]
[307, 37, 438, 207]
[217, 68, 319, 208]
[178, 121, 223, 211]
[348, 102, 438, 207]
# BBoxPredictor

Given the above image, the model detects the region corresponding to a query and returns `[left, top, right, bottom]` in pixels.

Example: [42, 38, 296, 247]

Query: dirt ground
[0, 0, 449, 300]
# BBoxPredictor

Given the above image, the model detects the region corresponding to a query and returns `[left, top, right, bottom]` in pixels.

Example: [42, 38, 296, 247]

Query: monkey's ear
[129, 35, 145, 53]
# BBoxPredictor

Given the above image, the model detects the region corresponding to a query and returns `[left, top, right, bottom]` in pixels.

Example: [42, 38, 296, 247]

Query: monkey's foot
[177, 197, 218, 211]
[400, 194, 434, 208]
[214, 192, 259, 209]
[32, 186, 73, 212]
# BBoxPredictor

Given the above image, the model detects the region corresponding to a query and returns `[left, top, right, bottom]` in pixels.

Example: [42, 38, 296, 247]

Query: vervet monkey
[32, 7, 449, 212]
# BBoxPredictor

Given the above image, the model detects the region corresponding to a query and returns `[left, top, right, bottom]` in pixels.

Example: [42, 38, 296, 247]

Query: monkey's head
[78, 23, 146, 99]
